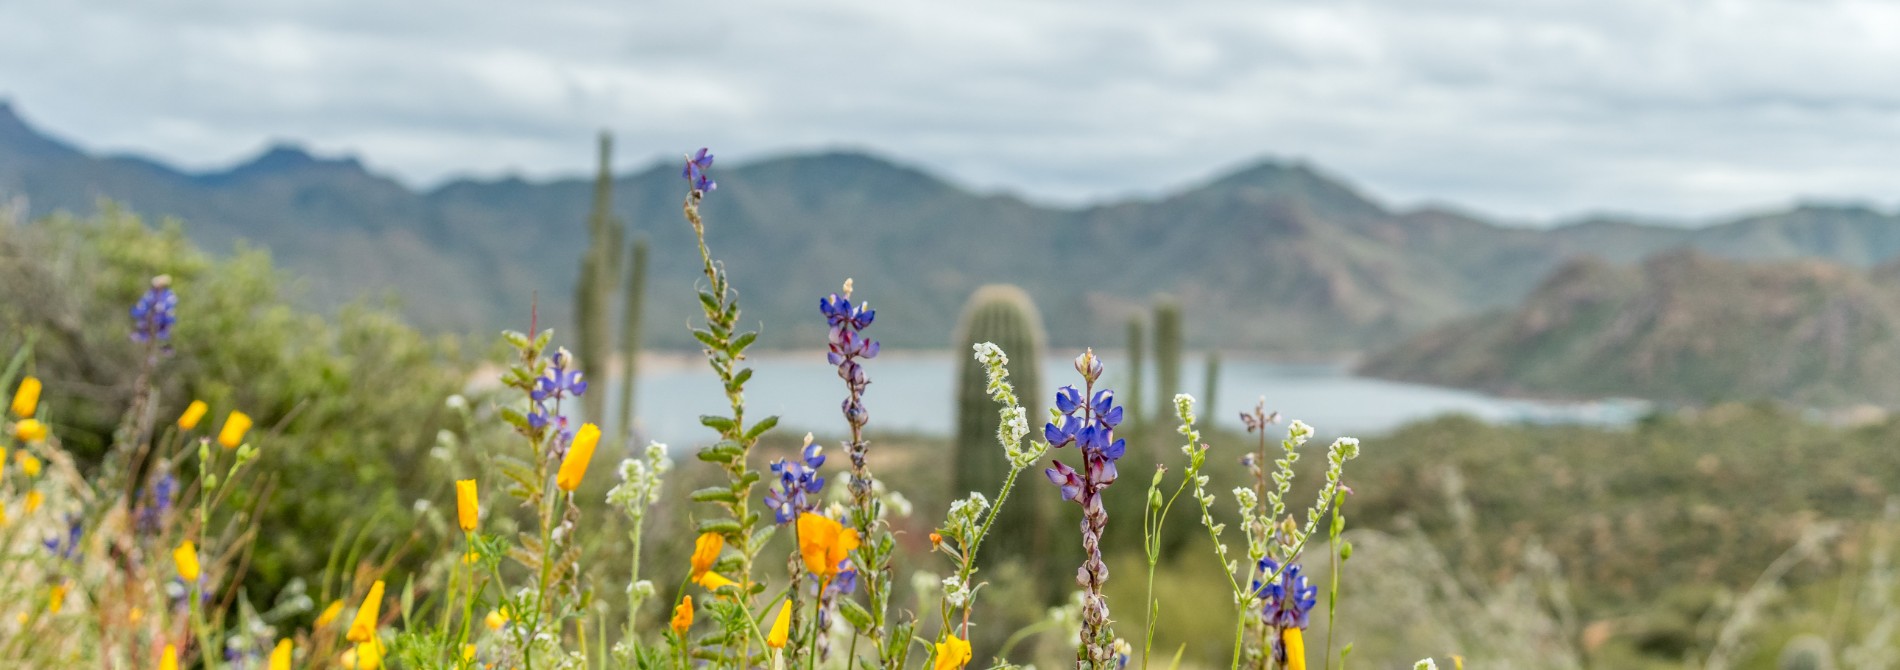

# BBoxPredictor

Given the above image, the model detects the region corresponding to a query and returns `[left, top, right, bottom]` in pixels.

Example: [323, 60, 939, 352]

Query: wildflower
[1041, 349, 1126, 666]
[0, 500, 7, 527]
[682, 148, 716, 193]
[690, 532, 724, 578]
[765, 439, 826, 524]
[347, 580, 385, 643]
[462, 645, 475, 662]
[695, 571, 739, 592]
[270, 639, 292, 670]
[47, 581, 67, 613]
[19, 450, 42, 476]
[1252, 559, 1318, 629]
[138, 473, 177, 533]
[217, 411, 252, 449]
[178, 400, 208, 430]
[341, 639, 385, 670]
[484, 608, 509, 631]
[42, 516, 82, 562]
[11, 376, 39, 417]
[765, 599, 792, 649]
[933, 635, 972, 670]
[929, 532, 943, 547]
[25, 491, 42, 513]
[1283, 628, 1307, 670]
[796, 512, 860, 581]
[316, 599, 345, 628]
[174, 540, 200, 582]
[130, 275, 178, 343]
[14, 419, 47, 444]
[670, 596, 694, 635]
[528, 348, 587, 431]
[455, 479, 479, 532]
[160, 645, 179, 670]
[556, 422, 600, 491]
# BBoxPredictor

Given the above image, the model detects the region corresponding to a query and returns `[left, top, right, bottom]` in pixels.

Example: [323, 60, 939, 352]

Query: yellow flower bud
[217, 411, 253, 449]
[670, 596, 694, 635]
[765, 600, 792, 649]
[315, 599, 344, 628]
[689, 532, 724, 579]
[174, 540, 201, 582]
[160, 644, 178, 670]
[556, 423, 600, 491]
[11, 376, 40, 418]
[47, 581, 67, 613]
[25, 491, 42, 513]
[347, 580, 384, 643]
[19, 451, 42, 477]
[1283, 627, 1307, 670]
[269, 639, 292, 670]
[14, 419, 47, 444]
[455, 479, 479, 532]
[485, 608, 509, 631]
[341, 639, 385, 670]
[178, 400, 209, 430]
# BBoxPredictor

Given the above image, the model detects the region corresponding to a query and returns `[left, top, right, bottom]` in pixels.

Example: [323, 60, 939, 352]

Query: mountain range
[6, 99, 1900, 353]
[1360, 251, 1900, 407]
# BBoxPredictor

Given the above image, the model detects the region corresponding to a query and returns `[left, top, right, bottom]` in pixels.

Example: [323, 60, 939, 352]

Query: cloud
[3, 0, 1898, 221]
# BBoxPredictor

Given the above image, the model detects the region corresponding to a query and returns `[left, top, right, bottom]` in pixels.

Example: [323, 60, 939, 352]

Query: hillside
[1360, 251, 1900, 406]
[7, 100, 1900, 353]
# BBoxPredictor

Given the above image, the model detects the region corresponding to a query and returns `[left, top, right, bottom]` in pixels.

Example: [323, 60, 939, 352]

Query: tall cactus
[1777, 635, 1834, 670]
[614, 236, 649, 443]
[952, 285, 1047, 580]
[1202, 350, 1221, 422]
[575, 131, 622, 423]
[1125, 317, 1144, 438]
[1152, 297, 1183, 422]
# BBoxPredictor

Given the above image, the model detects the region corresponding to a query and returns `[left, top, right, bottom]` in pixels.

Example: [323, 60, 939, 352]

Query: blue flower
[1251, 558, 1318, 629]
[130, 279, 178, 344]
[1043, 354, 1129, 510]
[682, 148, 716, 193]
[529, 348, 587, 431]
[137, 473, 176, 534]
[820, 292, 879, 430]
[765, 442, 827, 524]
[42, 516, 82, 562]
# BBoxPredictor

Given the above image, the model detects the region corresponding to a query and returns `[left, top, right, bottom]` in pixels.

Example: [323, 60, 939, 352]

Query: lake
[599, 350, 1647, 448]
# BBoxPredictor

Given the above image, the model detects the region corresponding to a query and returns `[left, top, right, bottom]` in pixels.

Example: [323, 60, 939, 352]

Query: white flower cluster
[946, 492, 991, 534]
[606, 442, 673, 510]
[974, 342, 1047, 468]
[942, 576, 973, 608]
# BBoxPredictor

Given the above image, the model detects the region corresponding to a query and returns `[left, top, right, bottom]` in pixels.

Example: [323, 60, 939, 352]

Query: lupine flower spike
[130, 275, 178, 344]
[1043, 348, 1127, 666]
[683, 148, 716, 193]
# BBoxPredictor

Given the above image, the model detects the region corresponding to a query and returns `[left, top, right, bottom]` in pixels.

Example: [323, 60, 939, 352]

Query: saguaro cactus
[952, 285, 1046, 574]
[615, 236, 649, 443]
[1125, 317, 1144, 437]
[1202, 350, 1221, 422]
[1152, 297, 1183, 422]
[575, 131, 623, 423]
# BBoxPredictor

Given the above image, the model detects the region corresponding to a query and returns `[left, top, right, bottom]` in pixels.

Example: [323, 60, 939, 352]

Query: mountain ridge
[5, 100, 1900, 353]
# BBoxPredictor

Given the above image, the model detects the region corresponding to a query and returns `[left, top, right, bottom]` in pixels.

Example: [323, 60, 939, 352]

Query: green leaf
[501, 330, 531, 349]
[743, 415, 779, 441]
[499, 406, 531, 431]
[731, 331, 758, 353]
[696, 519, 742, 536]
[698, 290, 720, 313]
[839, 600, 874, 632]
[690, 487, 738, 504]
[692, 329, 722, 350]
[699, 415, 736, 432]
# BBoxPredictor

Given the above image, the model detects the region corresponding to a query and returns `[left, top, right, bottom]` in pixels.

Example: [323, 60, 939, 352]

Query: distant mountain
[6, 100, 1900, 353]
[1360, 251, 1900, 406]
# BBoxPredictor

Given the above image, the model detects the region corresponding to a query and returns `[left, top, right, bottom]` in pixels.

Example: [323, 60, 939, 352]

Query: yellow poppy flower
[174, 540, 201, 582]
[159, 644, 178, 670]
[765, 600, 792, 649]
[796, 513, 860, 580]
[14, 419, 47, 444]
[315, 599, 345, 628]
[25, 490, 43, 513]
[341, 639, 385, 670]
[695, 571, 738, 592]
[933, 635, 972, 670]
[269, 639, 292, 670]
[18, 451, 41, 477]
[0, 500, 8, 527]
[347, 580, 384, 643]
[47, 582, 68, 613]
[670, 596, 694, 635]
[463, 644, 476, 661]
[1283, 628, 1306, 670]
[485, 608, 509, 631]
[178, 400, 209, 430]
[11, 376, 39, 418]
[455, 479, 479, 532]
[556, 423, 600, 491]
[690, 532, 723, 579]
[217, 410, 252, 449]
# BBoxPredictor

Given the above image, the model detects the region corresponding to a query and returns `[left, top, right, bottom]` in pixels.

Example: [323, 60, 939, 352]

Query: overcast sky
[4, 0, 1899, 223]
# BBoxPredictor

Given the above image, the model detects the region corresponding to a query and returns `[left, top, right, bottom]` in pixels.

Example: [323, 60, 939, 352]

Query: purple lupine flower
[1252, 558, 1318, 629]
[820, 292, 879, 430]
[529, 348, 587, 431]
[130, 277, 178, 344]
[137, 473, 177, 534]
[42, 516, 83, 562]
[764, 442, 826, 524]
[682, 148, 716, 193]
[1042, 349, 1125, 666]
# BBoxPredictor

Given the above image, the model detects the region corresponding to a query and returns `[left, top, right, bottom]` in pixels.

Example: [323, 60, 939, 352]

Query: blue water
[607, 351, 1646, 448]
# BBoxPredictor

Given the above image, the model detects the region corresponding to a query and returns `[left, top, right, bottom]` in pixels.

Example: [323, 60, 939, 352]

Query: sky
[3, 0, 1899, 223]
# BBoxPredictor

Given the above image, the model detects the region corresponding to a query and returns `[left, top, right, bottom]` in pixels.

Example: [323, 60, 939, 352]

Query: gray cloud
[3, 0, 1898, 221]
